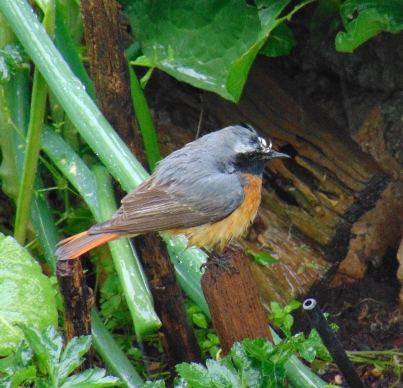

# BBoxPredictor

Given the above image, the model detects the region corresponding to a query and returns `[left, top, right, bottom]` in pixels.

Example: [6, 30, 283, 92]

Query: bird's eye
[246, 152, 257, 161]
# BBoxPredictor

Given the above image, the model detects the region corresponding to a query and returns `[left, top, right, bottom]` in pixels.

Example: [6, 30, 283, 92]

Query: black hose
[303, 298, 365, 388]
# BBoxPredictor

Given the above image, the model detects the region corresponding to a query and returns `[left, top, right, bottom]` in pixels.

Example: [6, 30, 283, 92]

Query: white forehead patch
[234, 142, 257, 153]
[259, 137, 267, 148]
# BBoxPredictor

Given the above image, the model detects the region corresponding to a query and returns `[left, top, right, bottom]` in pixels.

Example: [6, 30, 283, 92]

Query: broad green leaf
[336, 0, 403, 52]
[247, 250, 276, 267]
[230, 342, 261, 387]
[242, 338, 273, 363]
[125, 0, 306, 102]
[297, 342, 317, 363]
[302, 329, 332, 361]
[0, 340, 32, 373]
[176, 362, 213, 388]
[0, 235, 57, 356]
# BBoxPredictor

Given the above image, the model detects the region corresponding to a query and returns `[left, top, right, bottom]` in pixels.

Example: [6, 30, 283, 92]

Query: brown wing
[88, 172, 245, 236]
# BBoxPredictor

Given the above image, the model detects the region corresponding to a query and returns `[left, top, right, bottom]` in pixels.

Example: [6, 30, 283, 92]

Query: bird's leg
[200, 247, 239, 275]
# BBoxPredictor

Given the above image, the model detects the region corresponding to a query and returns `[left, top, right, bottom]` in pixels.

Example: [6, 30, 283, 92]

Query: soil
[292, 250, 403, 387]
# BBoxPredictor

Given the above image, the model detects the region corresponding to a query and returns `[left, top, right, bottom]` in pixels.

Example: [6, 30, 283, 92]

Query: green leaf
[259, 23, 296, 57]
[143, 380, 166, 388]
[297, 342, 317, 363]
[206, 358, 241, 387]
[0, 340, 32, 373]
[176, 362, 213, 388]
[230, 342, 261, 387]
[192, 312, 208, 329]
[302, 329, 333, 362]
[242, 338, 273, 363]
[262, 360, 286, 387]
[0, 340, 37, 387]
[126, 0, 261, 102]
[124, 0, 311, 102]
[0, 234, 58, 356]
[250, 250, 276, 267]
[335, 0, 403, 52]
[60, 368, 120, 388]
[281, 314, 294, 337]
[58, 336, 92, 382]
[19, 325, 62, 377]
[287, 300, 302, 312]
[0, 43, 24, 84]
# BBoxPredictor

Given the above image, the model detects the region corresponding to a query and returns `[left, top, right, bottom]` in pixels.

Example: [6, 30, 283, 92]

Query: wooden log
[56, 259, 94, 370]
[141, 57, 391, 306]
[201, 243, 272, 355]
[203, 58, 390, 264]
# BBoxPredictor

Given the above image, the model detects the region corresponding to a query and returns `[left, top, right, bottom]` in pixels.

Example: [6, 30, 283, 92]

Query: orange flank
[166, 174, 262, 250]
[56, 231, 121, 260]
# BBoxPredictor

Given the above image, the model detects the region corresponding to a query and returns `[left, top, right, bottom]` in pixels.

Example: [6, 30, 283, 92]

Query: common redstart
[56, 125, 289, 259]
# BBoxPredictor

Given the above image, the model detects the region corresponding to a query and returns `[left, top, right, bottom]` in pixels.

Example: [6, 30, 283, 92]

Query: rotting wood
[80, 0, 146, 166]
[138, 234, 202, 374]
[56, 259, 94, 370]
[203, 58, 390, 264]
[201, 243, 273, 355]
[140, 56, 391, 306]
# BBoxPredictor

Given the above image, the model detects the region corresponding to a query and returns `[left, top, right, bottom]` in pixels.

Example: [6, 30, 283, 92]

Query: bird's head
[214, 125, 290, 176]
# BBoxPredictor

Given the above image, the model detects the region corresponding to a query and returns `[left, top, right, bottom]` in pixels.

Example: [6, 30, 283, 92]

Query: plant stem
[129, 65, 160, 171]
[14, 68, 47, 244]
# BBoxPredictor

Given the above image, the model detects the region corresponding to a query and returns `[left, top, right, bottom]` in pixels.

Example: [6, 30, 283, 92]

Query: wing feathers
[89, 173, 245, 236]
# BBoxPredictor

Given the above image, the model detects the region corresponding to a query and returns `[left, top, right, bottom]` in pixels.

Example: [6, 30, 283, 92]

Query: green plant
[143, 336, 334, 388]
[269, 301, 301, 338]
[126, 0, 314, 102]
[347, 350, 403, 388]
[335, 0, 403, 52]
[0, 324, 120, 387]
[142, 301, 336, 387]
[186, 301, 220, 359]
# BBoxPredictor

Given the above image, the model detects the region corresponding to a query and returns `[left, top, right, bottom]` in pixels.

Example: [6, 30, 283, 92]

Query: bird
[56, 125, 289, 260]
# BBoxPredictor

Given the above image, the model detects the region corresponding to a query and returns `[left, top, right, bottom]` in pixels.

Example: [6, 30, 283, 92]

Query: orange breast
[166, 174, 262, 250]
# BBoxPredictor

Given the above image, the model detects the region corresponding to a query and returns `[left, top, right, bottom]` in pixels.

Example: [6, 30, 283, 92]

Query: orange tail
[56, 231, 120, 260]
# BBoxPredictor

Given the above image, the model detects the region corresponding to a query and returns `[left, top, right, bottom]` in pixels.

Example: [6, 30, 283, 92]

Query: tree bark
[201, 243, 272, 355]
[81, 0, 146, 164]
[57, 259, 94, 370]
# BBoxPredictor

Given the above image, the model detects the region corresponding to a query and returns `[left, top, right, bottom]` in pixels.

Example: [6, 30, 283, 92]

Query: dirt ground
[293, 250, 403, 387]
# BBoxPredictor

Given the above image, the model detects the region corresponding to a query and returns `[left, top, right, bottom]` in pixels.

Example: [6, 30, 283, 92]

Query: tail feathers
[56, 231, 120, 260]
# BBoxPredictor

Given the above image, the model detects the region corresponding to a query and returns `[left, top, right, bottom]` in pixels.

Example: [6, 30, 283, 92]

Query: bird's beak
[266, 149, 290, 159]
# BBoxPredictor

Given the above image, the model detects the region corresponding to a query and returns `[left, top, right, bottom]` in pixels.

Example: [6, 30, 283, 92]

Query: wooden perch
[201, 243, 272, 355]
